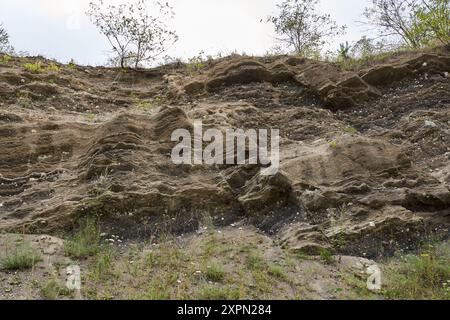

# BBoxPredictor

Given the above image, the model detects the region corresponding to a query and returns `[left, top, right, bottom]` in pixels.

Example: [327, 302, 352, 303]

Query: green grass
[86, 113, 96, 122]
[0, 54, 12, 64]
[197, 285, 240, 300]
[23, 62, 43, 73]
[268, 264, 287, 280]
[134, 99, 154, 111]
[67, 59, 77, 69]
[16, 92, 33, 108]
[47, 63, 60, 72]
[92, 250, 114, 281]
[320, 249, 335, 265]
[64, 218, 101, 259]
[336, 48, 413, 71]
[144, 281, 171, 300]
[344, 125, 358, 135]
[1, 243, 42, 271]
[186, 53, 207, 75]
[340, 271, 378, 299]
[245, 250, 265, 271]
[41, 278, 74, 300]
[204, 263, 225, 282]
[383, 243, 450, 300]
[329, 141, 338, 149]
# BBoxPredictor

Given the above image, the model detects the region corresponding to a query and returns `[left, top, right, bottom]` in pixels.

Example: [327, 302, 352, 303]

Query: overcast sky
[1, 0, 370, 65]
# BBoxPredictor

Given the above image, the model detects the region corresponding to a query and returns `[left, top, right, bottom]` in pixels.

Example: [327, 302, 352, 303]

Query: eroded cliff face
[0, 48, 449, 258]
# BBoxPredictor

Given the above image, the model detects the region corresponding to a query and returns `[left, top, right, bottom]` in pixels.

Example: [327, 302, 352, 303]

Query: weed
[67, 59, 77, 69]
[186, 51, 207, 75]
[340, 271, 376, 299]
[383, 243, 450, 300]
[329, 141, 338, 149]
[145, 281, 171, 300]
[133, 96, 155, 111]
[1, 242, 42, 271]
[47, 63, 60, 72]
[92, 250, 114, 281]
[197, 285, 240, 300]
[344, 125, 358, 135]
[246, 250, 265, 270]
[41, 278, 74, 300]
[86, 113, 96, 122]
[268, 264, 287, 280]
[320, 249, 334, 265]
[64, 218, 101, 259]
[0, 54, 12, 64]
[204, 263, 225, 283]
[23, 62, 43, 73]
[17, 94, 32, 108]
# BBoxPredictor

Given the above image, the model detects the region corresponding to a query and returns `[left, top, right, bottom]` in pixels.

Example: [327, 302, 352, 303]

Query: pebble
[424, 120, 437, 128]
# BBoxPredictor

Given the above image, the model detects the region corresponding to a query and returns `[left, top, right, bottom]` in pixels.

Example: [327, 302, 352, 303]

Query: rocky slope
[0, 48, 449, 262]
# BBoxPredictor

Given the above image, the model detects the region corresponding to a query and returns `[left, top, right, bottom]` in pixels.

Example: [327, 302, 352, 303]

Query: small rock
[424, 120, 437, 128]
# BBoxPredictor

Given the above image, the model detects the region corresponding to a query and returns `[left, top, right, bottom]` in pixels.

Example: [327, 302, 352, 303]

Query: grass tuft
[41, 278, 74, 300]
[64, 218, 101, 259]
[1, 242, 42, 271]
[268, 264, 287, 280]
[319, 249, 334, 265]
[204, 263, 225, 283]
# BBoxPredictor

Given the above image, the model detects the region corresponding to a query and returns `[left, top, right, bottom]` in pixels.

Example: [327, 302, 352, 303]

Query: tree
[87, 0, 178, 68]
[351, 36, 387, 59]
[267, 0, 346, 57]
[337, 41, 351, 61]
[362, 0, 424, 48]
[362, 0, 449, 48]
[414, 0, 450, 47]
[0, 23, 13, 53]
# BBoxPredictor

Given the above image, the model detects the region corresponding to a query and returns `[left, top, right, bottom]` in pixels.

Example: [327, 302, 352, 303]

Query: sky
[0, 0, 370, 66]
